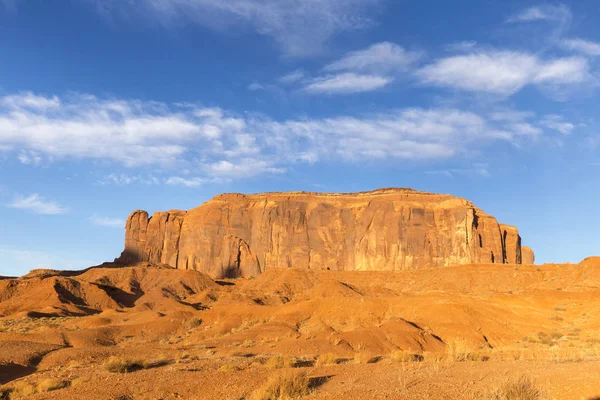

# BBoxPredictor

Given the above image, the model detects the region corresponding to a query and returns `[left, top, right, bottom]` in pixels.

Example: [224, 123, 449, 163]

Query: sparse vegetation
[486, 375, 545, 400]
[266, 355, 296, 369]
[37, 379, 69, 392]
[446, 340, 489, 362]
[353, 352, 380, 364]
[390, 350, 422, 363]
[185, 317, 203, 329]
[316, 353, 339, 366]
[251, 371, 310, 400]
[104, 356, 145, 373]
[11, 381, 37, 397]
[219, 364, 241, 372]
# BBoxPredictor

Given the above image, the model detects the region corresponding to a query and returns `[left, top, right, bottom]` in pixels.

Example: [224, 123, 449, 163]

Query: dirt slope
[0, 259, 599, 399]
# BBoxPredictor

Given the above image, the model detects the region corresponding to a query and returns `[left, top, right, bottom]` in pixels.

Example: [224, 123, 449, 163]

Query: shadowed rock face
[118, 188, 533, 278]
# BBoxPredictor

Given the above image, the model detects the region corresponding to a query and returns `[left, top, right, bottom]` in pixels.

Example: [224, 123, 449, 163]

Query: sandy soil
[1, 259, 600, 399]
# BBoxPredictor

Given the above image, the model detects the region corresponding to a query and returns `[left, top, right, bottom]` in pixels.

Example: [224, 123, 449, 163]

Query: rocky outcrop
[118, 188, 533, 278]
[522, 246, 535, 264]
[120, 210, 187, 267]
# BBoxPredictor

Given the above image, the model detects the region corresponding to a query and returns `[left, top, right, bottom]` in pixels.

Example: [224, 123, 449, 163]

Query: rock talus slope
[118, 188, 533, 278]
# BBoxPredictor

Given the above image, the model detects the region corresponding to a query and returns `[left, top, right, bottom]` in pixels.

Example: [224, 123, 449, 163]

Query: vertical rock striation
[118, 189, 533, 278]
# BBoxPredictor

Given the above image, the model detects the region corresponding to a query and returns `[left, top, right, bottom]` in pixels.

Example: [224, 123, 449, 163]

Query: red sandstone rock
[522, 246, 535, 264]
[118, 188, 533, 278]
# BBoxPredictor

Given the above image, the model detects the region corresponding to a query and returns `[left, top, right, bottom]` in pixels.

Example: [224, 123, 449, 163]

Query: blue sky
[0, 0, 599, 276]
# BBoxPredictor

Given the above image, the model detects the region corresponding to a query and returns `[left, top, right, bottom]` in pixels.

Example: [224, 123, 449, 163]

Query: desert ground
[1, 259, 600, 399]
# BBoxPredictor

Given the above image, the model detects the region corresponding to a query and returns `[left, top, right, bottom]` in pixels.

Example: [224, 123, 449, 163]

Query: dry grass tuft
[11, 381, 37, 397]
[315, 353, 339, 367]
[353, 353, 381, 364]
[251, 371, 310, 400]
[487, 375, 545, 400]
[219, 364, 241, 372]
[446, 340, 489, 362]
[185, 317, 203, 329]
[390, 350, 423, 363]
[37, 379, 68, 392]
[104, 356, 145, 373]
[266, 355, 296, 369]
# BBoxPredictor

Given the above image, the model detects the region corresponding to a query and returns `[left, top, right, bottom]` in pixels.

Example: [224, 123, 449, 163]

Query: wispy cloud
[541, 115, 575, 135]
[279, 69, 305, 84]
[561, 38, 600, 56]
[426, 163, 490, 178]
[100, 174, 160, 185]
[8, 193, 67, 215]
[247, 83, 264, 91]
[0, 92, 574, 181]
[89, 0, 381, 57]
[90, 214, 125, 228]
[507, 4, 571, 23]
[445, 41, 478, 52]
[17, 150, 42, 165]
[165, 176, 207, 187]
[417, 51, 590, 95]
[303, 73, 392, 94]
[324, 42, 421, 73]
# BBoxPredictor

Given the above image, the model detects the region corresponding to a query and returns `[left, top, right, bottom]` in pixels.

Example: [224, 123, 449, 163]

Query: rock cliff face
[118, 188, 533, 278]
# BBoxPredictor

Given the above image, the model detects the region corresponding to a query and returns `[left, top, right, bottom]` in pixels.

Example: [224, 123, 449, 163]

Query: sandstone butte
[117, 188, 534, 278]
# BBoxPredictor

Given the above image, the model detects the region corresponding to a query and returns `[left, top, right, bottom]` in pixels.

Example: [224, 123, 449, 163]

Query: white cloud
[303, 73, 392, 94]
[100, 174, 160, 185]
[561, 38, 600, 56]
[445, 41, 478, 52]
[534, 57, 589, 84]
[489, 110, 536, 122]
[247, 83, 264, 91]
[165, 176, 206, 187]
[90, 214, 125, 228]
[279, 69, 305, 84]
[510, 123, 543, 136]
[206, 158, 286, 178]
[507, 5, 571, 23]
[17, 150, 42, 165]
[541, 115, 575, 135]
[0, 93, 245, 167]
[324, 42, 421, 73]
[416, 51, 590, 95]
[2, 92, 61, 110]
[0, 91, 572, 181]
[426, 163, 490, 178]
[90, 0, 381, 57]
[8, 193, 67, 215]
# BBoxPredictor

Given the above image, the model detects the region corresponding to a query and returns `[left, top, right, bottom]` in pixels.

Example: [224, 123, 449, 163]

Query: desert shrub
[487, 375, 544, 400]
[353, 353, 379, 364]
[219, 364, 240, 372]
[446, 340, 487, 362]
[251, 371, 310, 400]
[315, 353, 339, 367]
[266, 355, 296, 369]
[186, 318, 203, 329]
[104, 356, 145, 373]
[390, 350, 422, 363]
[242, 339, 256, 348]
[550, 332, 564, 340]
[37, 379, 68, 392]
[70, 377, 89, 388]
[11, 381, 37, 397]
